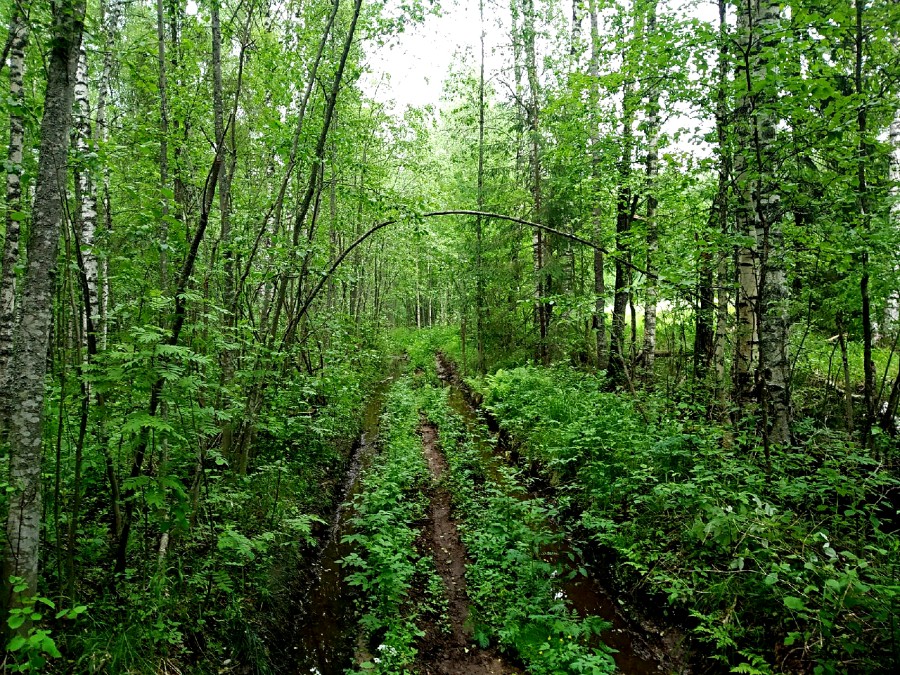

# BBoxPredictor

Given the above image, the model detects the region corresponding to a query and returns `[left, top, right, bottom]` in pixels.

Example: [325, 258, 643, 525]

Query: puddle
[289, 366, 398, 674]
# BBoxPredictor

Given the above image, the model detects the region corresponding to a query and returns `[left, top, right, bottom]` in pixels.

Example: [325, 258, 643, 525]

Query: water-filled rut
[435, 353, 684, 674]
[290, 370, 395, 675]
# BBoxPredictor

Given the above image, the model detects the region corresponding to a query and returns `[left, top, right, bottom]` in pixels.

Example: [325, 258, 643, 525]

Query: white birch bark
[4, 0, 85, 615]
[0, 12, 27, 419]
[97, 0, 123, 350]
[733, 1, 760, 402]
[750, 0, 791, 445]
[641, 0, 660, 380]
[74, 45, 100, 338]
[588, 2, 608, 370]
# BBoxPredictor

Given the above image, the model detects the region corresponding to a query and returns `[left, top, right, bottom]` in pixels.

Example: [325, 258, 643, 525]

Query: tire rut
[417, 423, 522, 675]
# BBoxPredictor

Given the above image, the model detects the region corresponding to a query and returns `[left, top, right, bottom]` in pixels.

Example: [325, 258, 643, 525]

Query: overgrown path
[296, 357, 681, 674]
[434, 353, 684, 674]
[289, 365, 400, 674]
[417, 422, 521, 674]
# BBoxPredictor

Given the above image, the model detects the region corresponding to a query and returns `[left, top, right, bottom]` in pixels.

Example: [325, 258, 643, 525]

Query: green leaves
[341, 378, 436, 673]
[783, 596, 807, 612]
[423, 382, 615, 674]
[478, 360, 900, 671]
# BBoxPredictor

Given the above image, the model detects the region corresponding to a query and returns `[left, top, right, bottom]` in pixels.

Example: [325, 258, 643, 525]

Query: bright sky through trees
[364, 0, 720, 154]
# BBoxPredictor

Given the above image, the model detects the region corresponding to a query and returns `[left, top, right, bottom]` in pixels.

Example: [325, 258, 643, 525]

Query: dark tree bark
[3, 0, 86, 619]
[0, 9, 27, 426]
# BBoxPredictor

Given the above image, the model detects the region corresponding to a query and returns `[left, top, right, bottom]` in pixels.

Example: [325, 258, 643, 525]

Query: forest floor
[434, 354, 688, 675]
[290, 353, 691, 674]
[415, 422, 522, 674]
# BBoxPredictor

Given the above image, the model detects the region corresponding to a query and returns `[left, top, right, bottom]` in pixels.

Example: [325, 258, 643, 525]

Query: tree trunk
[609, 38, 637, 385]
[641, 0, 660, 382]
[855, 0, 875, 447]
[74, 45, 99, 339]
[280, 0, 363, 348]
[751, 0, 791, 447]
[3, 0, 85, 619]
[212, 0, 236, 458]
[156, 0, 171, 289]
[702, 0, 731, 402]
[97, 0, 121, 351]
[0, 10, 27, 426]
[475, 0, 486, 373]
[588, 3, 608, 371]
[836, 311, 855, 433]
[523, 0, 548, 364]
[733, 1, 759, 405]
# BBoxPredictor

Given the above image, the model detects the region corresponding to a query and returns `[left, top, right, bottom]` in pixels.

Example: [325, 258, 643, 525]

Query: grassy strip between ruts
[340, 377, 446, 674]
[421, 385, 617, 675]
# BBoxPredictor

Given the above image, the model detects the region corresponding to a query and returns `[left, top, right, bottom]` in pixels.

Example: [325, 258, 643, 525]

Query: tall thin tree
[3, 0, 86, 618]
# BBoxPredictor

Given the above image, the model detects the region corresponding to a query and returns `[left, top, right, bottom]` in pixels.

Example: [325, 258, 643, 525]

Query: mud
[435, 352, 691, 674]
[289, 367, 397, 675]
[417, 422, 523, 675]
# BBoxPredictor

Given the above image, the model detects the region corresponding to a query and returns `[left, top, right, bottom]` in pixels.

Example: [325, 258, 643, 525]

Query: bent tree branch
[283, 209, 663, 345]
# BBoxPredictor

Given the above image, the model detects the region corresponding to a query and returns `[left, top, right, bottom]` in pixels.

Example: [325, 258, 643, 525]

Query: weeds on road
[341, 378, 445, 674]
[478, 364, 900, 673]
[422, 386, 616, 675]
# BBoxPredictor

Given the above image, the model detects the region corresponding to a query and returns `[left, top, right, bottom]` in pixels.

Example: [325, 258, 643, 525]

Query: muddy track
[416, 422, 522, 675]
[434, 352, 692, 674]
[287, 364, 402, 675]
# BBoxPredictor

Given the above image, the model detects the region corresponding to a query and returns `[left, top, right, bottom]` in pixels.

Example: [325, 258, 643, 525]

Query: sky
[361, 0, 505, 112]
[360, 0, 722, 115]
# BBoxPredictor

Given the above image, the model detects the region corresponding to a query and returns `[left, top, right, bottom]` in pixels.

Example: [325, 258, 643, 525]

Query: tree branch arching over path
[283, 209, 659, 347]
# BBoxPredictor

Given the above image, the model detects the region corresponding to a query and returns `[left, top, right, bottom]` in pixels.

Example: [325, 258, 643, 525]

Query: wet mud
[416, 422, 523, 675]
[435, 352, 690, 674]
[290, 372, 395, 674]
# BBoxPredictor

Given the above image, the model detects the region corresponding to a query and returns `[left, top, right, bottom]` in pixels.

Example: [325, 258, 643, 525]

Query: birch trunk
[711, 0, 731, 402]
[733, 1, 759, 404]
[74, 45, 99, 337]
[641, 0, 660, 381]
[97, 0, 121, 350]
[751, 0, 791, 446]
[588, 3, 607, 371]
[4, 0, 85, 617]
[0, 11, 27, 424]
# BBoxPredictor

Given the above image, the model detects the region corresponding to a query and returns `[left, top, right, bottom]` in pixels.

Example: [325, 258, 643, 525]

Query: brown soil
[434, 351, 694, 674]
[416, 423, 522, 675]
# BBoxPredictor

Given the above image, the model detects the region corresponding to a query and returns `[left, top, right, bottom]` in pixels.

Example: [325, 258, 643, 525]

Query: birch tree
[0, 9, 27, 424]
[3, 0, 86, 617]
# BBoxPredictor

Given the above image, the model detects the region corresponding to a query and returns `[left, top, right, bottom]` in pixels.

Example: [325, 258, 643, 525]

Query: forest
[0, 0, 898, 672]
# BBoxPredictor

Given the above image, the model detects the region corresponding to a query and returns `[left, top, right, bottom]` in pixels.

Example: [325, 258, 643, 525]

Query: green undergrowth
[342, 377, 445, 674]
[472, 363, 900, 673]
[49, 337, 385, 674]
[421, 386, 616, 675]
[392, 326, 461, 377]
